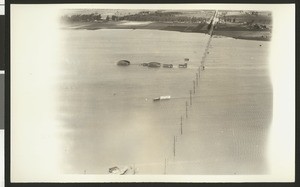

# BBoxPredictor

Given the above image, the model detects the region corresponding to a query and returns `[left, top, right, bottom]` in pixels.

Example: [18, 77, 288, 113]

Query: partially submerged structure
[117, 60, 130, 66]
[179, 58, 189, 68]
[109, 166, 129, 175]
[148, 62, 161, 68]
[163, 64, 173, 68]
[153, 95, 171, 101]
[178, 63, 187, 68]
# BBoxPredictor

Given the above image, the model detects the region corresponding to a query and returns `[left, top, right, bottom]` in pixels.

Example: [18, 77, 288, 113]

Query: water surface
[58, 29, 272, 175]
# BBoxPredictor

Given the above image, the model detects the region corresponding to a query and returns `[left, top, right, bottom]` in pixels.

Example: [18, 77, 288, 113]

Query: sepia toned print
[58, 8, 272, 175]
[10, 4, 294, 182]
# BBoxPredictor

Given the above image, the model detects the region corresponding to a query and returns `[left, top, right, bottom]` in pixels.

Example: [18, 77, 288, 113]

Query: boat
[163, 64, 173, 68]
[153, 95, 171, 101]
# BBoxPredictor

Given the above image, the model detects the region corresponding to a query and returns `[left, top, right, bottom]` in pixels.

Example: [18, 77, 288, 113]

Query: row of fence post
[163, 34, 213, 175]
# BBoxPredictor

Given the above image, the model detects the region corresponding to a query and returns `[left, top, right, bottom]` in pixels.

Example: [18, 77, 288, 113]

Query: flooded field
[171, 37, 272, 174]
[57, 29, 272, 175]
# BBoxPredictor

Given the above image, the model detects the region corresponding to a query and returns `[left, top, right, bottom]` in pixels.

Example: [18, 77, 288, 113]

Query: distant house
[139, 11, 151, 15]
[251, 11, 259, 16]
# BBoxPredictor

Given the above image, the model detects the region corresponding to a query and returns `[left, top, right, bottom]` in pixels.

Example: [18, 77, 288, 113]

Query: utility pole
[173, 136, 176, 158]
[193, 80, 196, 94]
[186, 101, 188, 118]
[180, 116, 183, 135]
[190, 90, 192, 106]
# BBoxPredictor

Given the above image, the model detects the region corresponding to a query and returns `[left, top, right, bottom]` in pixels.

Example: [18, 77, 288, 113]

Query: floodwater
[58, 29, 272, 175]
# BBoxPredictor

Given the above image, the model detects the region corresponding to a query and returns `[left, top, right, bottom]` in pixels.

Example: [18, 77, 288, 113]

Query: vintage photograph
[59, 8, 272, 175]
[10, 4, 294, 182]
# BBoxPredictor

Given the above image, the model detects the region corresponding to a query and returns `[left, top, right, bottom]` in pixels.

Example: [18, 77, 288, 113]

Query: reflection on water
[58, 29, 272, 174]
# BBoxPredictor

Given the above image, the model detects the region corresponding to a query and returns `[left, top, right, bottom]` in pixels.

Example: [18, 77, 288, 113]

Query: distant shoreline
[61, 21, 271, 41]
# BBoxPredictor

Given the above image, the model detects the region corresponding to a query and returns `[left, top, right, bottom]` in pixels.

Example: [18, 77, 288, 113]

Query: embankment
[61, 21, 271, 41]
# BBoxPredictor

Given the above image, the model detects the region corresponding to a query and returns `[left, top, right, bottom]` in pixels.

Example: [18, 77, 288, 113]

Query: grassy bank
[61, 20, 271, 41]
[213, 30, 271, 41]
[61, 21, 209, 33]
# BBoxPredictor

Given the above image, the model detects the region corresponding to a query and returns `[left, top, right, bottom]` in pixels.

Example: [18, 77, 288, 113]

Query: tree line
[118, 11, 206, 23]
[61, 13, 102, 23]
[61, 11, 208, 23]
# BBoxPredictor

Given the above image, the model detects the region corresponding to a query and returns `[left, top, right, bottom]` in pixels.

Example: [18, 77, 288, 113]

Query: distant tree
[111, 15, 119, 21]
[94, 13, 101, 21]
[191, 16, 197, 23]
[106, 15, 110, 21]
[60, 13, 102, 23]
[116, 11, 213, 23]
